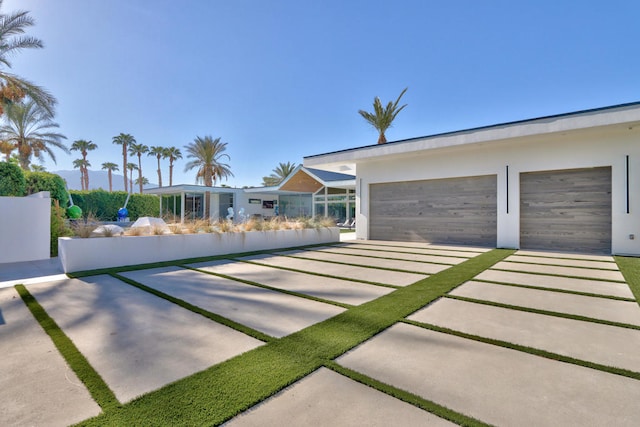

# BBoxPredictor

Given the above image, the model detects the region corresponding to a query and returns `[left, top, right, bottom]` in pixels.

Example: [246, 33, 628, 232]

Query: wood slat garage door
[520, 167, 611, 254]
[369, 175, 497, 246]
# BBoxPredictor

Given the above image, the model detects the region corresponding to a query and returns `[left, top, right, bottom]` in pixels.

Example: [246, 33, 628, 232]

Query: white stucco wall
[354, 125, 640, 255]
[0, 192, 51, 263]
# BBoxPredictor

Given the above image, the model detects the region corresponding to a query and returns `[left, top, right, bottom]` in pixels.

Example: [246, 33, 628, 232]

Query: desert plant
[70, 214, 99, 238]
[125, 227, 143, 236]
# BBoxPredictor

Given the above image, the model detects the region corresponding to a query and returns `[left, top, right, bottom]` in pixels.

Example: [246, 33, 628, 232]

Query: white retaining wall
[0, 192, 51, 263]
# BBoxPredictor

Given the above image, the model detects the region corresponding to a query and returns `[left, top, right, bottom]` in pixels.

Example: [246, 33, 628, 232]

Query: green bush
[68, 190, 159, 221]
[24, 171, 69, 205]
[50, 202, 72, 257]
[0, 162, 26, 196]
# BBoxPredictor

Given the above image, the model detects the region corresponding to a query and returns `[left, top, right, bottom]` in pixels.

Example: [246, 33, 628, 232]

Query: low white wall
[58, 227, 338, 273]
[0, 193, 51, 263]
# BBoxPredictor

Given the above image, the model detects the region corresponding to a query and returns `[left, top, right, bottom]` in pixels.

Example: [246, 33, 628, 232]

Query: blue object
[117, 207, 129, 221]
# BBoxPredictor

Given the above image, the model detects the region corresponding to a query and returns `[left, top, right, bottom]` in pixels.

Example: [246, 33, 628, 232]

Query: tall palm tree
[70, 139, 97, 191]
[101, 161, 118, 192]
[148, 145, 166, 187]
[134, 176, 149, 188]
[112, 133, 135, 193]
[0, 139, 13, 161]
[358, 87, 408, 144]
[0, 1, 57, 116]
[184, 136, 233, 187]
[164, 146, 182, 187]
[262, 161, 297, 186]
[126, 162, 138, 194]
[0, 100, 67, 169]
[128, 142, 148, 194]
[72, 158, 90, 190]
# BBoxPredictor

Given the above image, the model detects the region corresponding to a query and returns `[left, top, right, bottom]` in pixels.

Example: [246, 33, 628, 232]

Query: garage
[520, 166, 612, 254]
[369, 175, 497, 246]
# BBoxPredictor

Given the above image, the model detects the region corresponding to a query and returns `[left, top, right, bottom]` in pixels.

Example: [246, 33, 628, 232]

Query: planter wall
[58, 227, 339, 273]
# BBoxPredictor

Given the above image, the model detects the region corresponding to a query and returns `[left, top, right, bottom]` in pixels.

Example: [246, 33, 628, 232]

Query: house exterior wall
[355, 125, 640, 255]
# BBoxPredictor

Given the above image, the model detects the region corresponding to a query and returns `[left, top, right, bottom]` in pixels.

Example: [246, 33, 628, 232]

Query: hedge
[24, 171, 69, 205]
[68, 190, 159, 221]
[0, 162, 26, 196]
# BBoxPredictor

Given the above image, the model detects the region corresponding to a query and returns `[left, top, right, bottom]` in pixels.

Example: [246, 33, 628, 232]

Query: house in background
[304, 102, 640, 255]
[143, 166, 355, 223]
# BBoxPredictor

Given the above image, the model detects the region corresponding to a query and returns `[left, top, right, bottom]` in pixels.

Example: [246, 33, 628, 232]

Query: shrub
[68, 190, 159, 221]
[0, 162, 26, 196]
[50, 202, 72, 256]
[24, 171, 68, 205]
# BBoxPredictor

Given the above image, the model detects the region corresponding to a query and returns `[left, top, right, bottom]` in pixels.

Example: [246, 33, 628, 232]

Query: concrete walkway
[2, 244, 640, 426]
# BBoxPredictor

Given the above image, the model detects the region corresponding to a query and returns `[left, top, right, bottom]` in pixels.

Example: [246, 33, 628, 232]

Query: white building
[304, 102, 640, 255]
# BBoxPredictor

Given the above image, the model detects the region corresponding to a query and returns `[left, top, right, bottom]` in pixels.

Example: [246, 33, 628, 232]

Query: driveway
[1, 241, 639, 426]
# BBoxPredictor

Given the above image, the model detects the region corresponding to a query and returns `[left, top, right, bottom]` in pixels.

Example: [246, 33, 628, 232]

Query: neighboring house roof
[304, 101, 640, 172]
[278, 165, 355, 192]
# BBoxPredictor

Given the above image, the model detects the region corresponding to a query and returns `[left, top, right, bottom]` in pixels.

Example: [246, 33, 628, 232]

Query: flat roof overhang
[304, 101, 640, 173]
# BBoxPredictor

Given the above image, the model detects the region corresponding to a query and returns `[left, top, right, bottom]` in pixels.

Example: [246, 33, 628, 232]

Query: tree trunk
[108, 171, 112, 192]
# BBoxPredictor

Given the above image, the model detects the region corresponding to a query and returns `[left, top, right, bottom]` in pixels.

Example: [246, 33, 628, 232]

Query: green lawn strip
[235, 258, 400, 289]
[501, 259, 621, 272]
[78, 248, 514, 426]
[513, 253, 616, 264]
[404, 319, 640, 381]
[282, 252, 435, 275]
[444, 294, 640, 331]
[349, 242, 485, 255]
[339, 229, 355, 234]
[471, 279, 636, 302]
[66, 242, 338, 278]
[14, 284, 119, 412]
[490, 267, 626, 283]
[614, 256, 640, 305]
[325, 362, 490, 427]
[181, 265, 352, 309]
[300, 246, 456, 266]
[111, 273, 275, 343]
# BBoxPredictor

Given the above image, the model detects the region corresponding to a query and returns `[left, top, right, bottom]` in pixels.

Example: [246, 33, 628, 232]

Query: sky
[4, 0, 640, 188]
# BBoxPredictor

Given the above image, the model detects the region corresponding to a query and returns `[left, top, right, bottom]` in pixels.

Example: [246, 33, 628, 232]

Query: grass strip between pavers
[502, 259, 621, 272]
[301, 246, 457, 266]
[325, 362, 491, 427]
[14, 284, 120, 412]
[404, 320, 640, 381]
[282, 252, 432, 275]
[615, 256, 640, 306]
[490, 267, 626, 283]
[444, 294, 640, 330]
[77, 248, 515, 426]
[324, 242, 479, 259]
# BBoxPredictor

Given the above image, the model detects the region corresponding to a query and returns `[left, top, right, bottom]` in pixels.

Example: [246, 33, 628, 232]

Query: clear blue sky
[5, 0, 640, 187]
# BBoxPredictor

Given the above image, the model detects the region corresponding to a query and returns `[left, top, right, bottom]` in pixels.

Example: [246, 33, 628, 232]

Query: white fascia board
[305, 103, 640, 169]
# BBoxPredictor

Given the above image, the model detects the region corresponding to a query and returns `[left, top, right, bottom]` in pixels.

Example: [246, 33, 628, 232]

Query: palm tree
[164, 146, 182, 187]
[262, 161, 297, 186]
[358, 87, 408, 144]
[0, 2, 57, 116]
[101, 161, 118, 192]
[30, 164, 45, 171]
[0, 139, 13, 161]
[128, 142, 148, 194]
[134, 176, 149, 188]
[112, 133, 135, 193]
[148, 145, 166, 187]
[184, 136, 233, 187]
[72, 158, 90, 190]
[126, 162, 138, 193]
[70, 139, 97, 191]
[0, 100, 67, 169]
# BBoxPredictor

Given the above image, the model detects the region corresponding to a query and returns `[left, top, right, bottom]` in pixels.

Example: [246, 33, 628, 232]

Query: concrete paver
[493, 260, 626, 282]
[27, 276, 263, 403]
[121, 266, 344, 338]
[337, 323, 640, 426]
[507, 254, 619, 269]
[475, 269, 634, 298]
[243, 253, 424, 286]
[450, 281, 640, 325]
[515, 250, 614, 261]
[310, 246, 470, 265]
[340, 242, 485, 257]
[409, 298, 640, 372]
[188, 260, 392, 306]
[358, 240, 490, 253]
[285, 248, 448, 275]
[224, 367, 455, 426]
[0, 287, 101, 426]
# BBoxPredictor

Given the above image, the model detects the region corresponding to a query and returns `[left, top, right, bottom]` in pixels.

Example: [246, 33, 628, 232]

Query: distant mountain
[52, 170, 158, 191]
